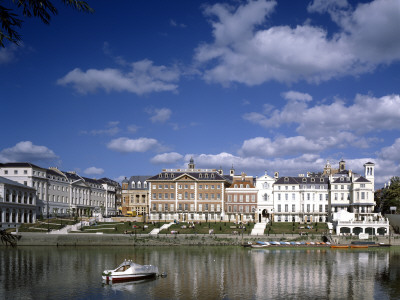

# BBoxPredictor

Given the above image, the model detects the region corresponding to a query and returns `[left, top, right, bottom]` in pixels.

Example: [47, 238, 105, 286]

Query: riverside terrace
[14, 218, 329, 235]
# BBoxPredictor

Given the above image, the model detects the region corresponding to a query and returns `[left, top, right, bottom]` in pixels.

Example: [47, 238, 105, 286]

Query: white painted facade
[255, 171, 275, 223]
[0, 176, 37, 229]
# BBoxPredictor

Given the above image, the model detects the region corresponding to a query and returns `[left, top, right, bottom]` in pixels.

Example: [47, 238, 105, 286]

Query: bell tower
[364, 162, 375, 190]
[188, 157, 195, 169]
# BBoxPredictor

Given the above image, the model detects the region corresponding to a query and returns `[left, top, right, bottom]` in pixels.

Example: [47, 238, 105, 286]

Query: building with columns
[147, 158, 229, 222]
[0, 163, 118, 218]
[121, 176, 151, 218]
[0, 176, 37, 229]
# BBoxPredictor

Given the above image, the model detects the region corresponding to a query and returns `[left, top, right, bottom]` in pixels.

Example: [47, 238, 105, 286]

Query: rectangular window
[165, 204, 168, 211]
[319, 194, 322, 201]
[164, 185, 168, 189]
[199, 185, 203, 189]
[278, 194, 281, 201]
[205, 185, 209, 189]
[307, 204, 310, 212]
[217, 194, 221, 200]
[4, 170, 8, 174]
[217, 185, 221, 189]
[199, 193, 202, 200]
[170, 204, 174, 211]
[285, 204, 288, 212]
[14, 170, 18, 174]
[211, 185, 215, 189]
[234, 195, 237, 202]
[184, 184, 188, 189]
[165, 193, 169, 199]
[285, 193, 288, 200]
[245, 206, 249, 213]
[251, 195, 255, 202]
[211, 204, 215, 211]
[198, 204, 202, 211]
[341, 193, 344, 200]
[205, 194, 209, 200]
[152, 203, 156, 210]
[152, 185, 156, 189]
[184, 192, 188, 200]
[178, 185, 182, 189]
[278, 204, 281, 212]
[190, 204, 195, 211]
[211, 194, 215, 199]
[191, 193, 194, 199]
[159, 185, 162, 189]
[361, 192, 365, 200]
[158, 193, 162, 199]
[170, 193, 174, 199]
[184, 204, 188, 211]
[171, 185, 174, 189]
[319, 205, 323, 212]
[217, 204, 220, 211]
[179, 204, 182, 210]
[158, 204, 162, 211]
[24, 170, 27, 174]
[335, 193, 338, 200]
[292, 194, 295, 200]
[239, 195, 243, 202]
[245, 195, 249, 202]
[292, 204, 295, 212]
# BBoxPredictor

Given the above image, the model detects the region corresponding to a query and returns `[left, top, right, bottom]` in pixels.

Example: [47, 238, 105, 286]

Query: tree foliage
[375, 176, 400, 214]
[0, 0, 93, 47]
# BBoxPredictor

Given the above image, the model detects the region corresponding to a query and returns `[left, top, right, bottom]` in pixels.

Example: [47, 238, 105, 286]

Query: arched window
[132, 181, 135, 188]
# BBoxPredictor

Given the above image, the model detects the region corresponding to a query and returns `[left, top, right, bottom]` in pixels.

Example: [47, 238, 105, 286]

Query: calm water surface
[1, 246, 400, 299]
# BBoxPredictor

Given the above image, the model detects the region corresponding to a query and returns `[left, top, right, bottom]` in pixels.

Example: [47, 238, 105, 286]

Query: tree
[1, 0, 93, 47]
[375, 176, 400, 214]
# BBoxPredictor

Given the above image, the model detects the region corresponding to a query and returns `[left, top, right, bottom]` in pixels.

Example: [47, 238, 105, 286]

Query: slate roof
[332, 177, 352, 184]
[147, 171, 227, 181]
[0, 162, 44, 169]
[275, 176, 329, 185]
[354, 176, 370, 183]
[0, 176, 35, 190]
[127, 175, 152, 190]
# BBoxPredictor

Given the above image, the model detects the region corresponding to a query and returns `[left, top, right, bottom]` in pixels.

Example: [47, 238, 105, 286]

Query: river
[1, 246, 400, 299]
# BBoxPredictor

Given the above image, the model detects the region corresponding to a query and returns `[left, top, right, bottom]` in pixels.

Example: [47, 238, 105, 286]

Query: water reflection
[0, 246, 398, 299]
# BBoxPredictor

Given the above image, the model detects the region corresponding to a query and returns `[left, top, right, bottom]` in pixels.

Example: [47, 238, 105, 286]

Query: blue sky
[0, 0, 399, 187]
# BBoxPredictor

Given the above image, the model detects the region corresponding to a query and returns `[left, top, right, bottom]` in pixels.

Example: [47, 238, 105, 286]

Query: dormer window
[138, 181, 141, 188]
[302, 178, 307, 182]
[199, 173, 202, 178]
[144, 182, 147, 188]
[311, 178, 315, 182]
[211, 173, 215, 178]
[320, 178, 324, 182]
[159, 174, 162, 178]
[340, 177, 344, 181]
[284, 177, 289, 182]
[171, 174, 174, 178]
[234, 184, 238, 188]
[132, 182, 135, 188]
[205, 173, 209, 178]
[165, 173, 168, 178]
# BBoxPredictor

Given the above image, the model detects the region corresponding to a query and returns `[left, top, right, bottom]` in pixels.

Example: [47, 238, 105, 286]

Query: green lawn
[160, 222, 254, 235]
[78, 221, 160, 234]
[265, 222, 328, 235]
[18, 218, 77, 232]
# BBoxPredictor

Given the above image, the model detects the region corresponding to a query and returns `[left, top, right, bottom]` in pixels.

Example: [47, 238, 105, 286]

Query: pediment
[174, 173, 197, 182]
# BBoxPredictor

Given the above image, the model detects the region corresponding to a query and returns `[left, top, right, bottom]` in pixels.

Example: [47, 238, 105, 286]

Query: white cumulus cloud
[0, 141, 58, 163]
[107, 137, 162, 153]
[146, 108, 172, 123]
[83, 167, 104, 175]
[151, 152, 183, 164]
[195, 0, 400, 85]
[57, 59, 180, 95]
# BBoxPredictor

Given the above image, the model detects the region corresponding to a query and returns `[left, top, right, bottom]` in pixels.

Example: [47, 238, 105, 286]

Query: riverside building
[121, 176, 151, 219]
[0, 176, 37, 229]
[0, 163, 118, 218]
[147, 158, 228, 222]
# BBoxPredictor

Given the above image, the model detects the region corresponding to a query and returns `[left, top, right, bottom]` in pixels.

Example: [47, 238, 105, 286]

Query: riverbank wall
[3, 232, 399, 247]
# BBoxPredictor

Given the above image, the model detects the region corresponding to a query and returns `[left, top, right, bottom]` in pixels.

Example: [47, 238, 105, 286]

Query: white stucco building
[0, 176, 37, 229]
[255, 171, 275, 223]
[0, 163, 118, 218]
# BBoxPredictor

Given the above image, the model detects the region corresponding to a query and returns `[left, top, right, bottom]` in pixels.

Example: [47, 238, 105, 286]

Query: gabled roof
[354, 176, 370, 183]
[147, 171, 227, 181]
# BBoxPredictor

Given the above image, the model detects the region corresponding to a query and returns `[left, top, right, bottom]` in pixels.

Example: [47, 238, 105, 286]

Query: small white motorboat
[102, 260, 159, 283]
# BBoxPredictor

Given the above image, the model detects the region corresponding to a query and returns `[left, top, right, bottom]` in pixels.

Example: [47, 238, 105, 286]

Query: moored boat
[251, 241, 270, 248]
[330, 245, 349, 249]
[350, 245, 369, 249]
[102, 260, 158, 283]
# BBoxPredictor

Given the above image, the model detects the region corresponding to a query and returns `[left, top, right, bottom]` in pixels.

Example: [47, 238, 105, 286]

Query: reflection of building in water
[249, 249, 389, 299]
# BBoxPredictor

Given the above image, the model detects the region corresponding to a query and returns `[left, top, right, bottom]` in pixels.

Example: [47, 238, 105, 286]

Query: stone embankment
[4, 232, 399, 247]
